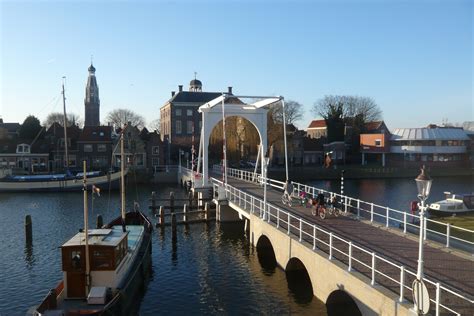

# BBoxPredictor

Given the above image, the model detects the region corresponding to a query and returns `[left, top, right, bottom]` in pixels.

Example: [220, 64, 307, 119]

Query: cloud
[46, 58, 56, 64]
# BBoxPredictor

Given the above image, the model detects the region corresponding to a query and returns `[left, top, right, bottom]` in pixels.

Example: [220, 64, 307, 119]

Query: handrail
[216, 165, 474, 252]
[209, 176, 474, 315]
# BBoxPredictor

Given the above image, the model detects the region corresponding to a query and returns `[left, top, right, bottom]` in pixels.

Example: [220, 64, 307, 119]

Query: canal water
[0, 176, 471, 315]
[0, 183, 325, 315]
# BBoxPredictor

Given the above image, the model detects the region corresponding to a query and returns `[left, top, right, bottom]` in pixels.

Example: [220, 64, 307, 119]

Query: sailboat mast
[120, 131, 126, 223]
[83, 160, 91, 295]
[62, 77, 69, 171]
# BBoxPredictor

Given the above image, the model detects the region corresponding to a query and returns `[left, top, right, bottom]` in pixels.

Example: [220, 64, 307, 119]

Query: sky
[0, 0, 472, 130]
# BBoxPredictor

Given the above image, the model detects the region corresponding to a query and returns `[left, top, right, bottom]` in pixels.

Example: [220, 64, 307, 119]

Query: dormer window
[16, 144, 30, 154]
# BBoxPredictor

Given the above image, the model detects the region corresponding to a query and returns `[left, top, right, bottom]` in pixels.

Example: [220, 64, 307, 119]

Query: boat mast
[62, 77, 69, 171]
[120, 130, 126, 226]
[82, 160, 91, 295]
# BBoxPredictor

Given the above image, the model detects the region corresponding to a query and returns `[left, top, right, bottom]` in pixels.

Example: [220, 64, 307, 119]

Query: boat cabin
[61, 228, 128, 299]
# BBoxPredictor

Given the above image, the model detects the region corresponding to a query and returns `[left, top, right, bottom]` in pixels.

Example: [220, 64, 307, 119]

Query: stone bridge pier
[248, 212, 414, 316]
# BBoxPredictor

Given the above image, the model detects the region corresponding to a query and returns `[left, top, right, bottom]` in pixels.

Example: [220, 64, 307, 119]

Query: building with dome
[159, 76, 233, 163]
[84, 63, 100, 127]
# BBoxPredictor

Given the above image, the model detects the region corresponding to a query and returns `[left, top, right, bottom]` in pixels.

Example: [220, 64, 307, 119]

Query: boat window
[92, 249, 113, 270]
[447, 205, 455, 210]
[456, 204, 463, 210]
[71, 251, 82, 270]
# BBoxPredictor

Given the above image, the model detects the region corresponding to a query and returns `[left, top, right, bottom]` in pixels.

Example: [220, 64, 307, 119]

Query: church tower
[84, 63, 100, 126]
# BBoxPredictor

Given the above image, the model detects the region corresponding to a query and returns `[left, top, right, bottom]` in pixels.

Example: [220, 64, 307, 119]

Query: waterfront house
[44, 123, 81, 171]
[139, 128, 165, 174]
[0, 138, 49, 174]
[77, 126, 113, 171]
[159, 77, 233, 163]
[306, 119, 327, 139]
[113, 124, 147, 170]
[361, 125, 470, 168]
[359, 121, 391, 166]
[0, 119, 21, 140]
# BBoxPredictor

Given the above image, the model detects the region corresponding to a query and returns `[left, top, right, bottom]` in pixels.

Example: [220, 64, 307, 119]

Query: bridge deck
[218, 174, 474, 314]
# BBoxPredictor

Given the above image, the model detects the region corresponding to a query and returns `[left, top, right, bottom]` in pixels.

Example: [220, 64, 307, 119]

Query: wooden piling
[159, 206, 165, 227]
[171, 212, 177, 231]
[188, 191, 193, 209]
[170, 192, 175, 214]
[204, 202, 209, 221]
[25, 215, 32, 244]
[96, 215, 103, 228]
[151, 191, 157, 214]
[183, 204, 188, 223]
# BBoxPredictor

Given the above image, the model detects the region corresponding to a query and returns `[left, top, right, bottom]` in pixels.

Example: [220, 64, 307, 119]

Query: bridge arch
[208, 116, 261, 164]
[198, 95, 277, 187]
[256, 235, 277, 272]
[285, 257, 313, 304]
[326, 289, 362, 316]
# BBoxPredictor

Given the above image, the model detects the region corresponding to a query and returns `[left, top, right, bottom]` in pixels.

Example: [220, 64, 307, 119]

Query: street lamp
[414, 165, 432, 280]
[263, 155, 270, 220]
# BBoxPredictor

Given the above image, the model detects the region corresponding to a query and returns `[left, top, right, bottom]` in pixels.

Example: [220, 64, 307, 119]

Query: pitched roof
[365, 121, 383, 131]
[390, 128, 470, 141]
[78, 126, 112, 142]
[0, 122, 21, 133]
[307, 119, 326, 129]
[169, 91, 222, 104]
[45, 123, 81, 138]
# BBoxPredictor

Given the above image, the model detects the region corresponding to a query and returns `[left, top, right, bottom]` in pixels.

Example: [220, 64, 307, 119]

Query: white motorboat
[429, 192, 474, 216]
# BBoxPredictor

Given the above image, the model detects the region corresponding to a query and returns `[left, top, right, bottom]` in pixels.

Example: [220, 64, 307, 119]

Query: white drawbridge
[194, 94, 285, 190]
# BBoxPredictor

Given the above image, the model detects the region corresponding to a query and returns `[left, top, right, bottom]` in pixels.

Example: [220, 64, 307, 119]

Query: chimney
[178, 85, 183, 92]
[228, 86, 233, 94]
[171, 91, 175, 97]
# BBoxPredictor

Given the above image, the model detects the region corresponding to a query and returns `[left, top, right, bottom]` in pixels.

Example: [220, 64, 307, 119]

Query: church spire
[84, 62, 100, 126]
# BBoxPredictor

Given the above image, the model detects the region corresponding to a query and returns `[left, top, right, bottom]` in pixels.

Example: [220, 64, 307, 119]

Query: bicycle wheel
[332, 207, 339, 217]
[281, 195, 287, 205]
[319, 208, 326, 219]
[312, 207, 316, 216]
[288, 197, 293, 207]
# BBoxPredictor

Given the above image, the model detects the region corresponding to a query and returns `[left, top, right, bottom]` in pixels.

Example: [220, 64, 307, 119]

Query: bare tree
[313, 95, 382, 123]
[148, 118, 160, 132]
[270, 100, 304, 125]
[106, 108, 145, 129]
[44, 112, 82, 127]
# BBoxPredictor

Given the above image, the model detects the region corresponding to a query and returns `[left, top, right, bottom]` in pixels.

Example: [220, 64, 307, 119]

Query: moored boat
[29, 131, 152, 315]
[428, 192, 474, 216]
[0, 170, 123, 192]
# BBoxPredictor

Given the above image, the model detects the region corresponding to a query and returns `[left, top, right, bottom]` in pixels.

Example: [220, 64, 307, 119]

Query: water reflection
[24, 242, 35, 269]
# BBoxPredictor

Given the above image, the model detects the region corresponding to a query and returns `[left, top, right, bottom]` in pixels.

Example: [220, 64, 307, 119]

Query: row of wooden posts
[149, 191, 215, 229]
[24, 189, 215, 243]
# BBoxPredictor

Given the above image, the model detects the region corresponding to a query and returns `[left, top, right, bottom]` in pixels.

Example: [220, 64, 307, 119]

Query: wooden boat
[428, 192, 474, 217]
[29, 132, 152, 315]
[0, 170, 123, 192]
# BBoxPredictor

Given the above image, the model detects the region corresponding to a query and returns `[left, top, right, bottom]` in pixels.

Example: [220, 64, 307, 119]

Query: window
[176, 109, 182, 116]
[152, 146, 159, 155]
[187, 109, 193, 116]
[135, 154, 144, 166]
[187, 121, 193, 134]
[97, 144, 107, 152]
[84, 144, 93, 152]
[176, 121, 182, 134]
[16, 144, 30, 154]
[71, 250, 82, 270]
[375, 139, 382, 147]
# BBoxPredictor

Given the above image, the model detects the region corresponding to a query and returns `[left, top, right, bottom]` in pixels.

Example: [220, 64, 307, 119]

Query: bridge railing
[210, 176, 473, 316]
[216, 165, 474, 253]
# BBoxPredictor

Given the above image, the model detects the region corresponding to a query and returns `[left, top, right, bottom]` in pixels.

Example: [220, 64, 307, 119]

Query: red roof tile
[307, 119, 326, 129]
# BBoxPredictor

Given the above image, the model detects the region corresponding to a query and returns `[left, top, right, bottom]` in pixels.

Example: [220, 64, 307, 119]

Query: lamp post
[281, 98, 289, 183]
[414, 165, 432, 281]
[263, 156, 270, 220]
